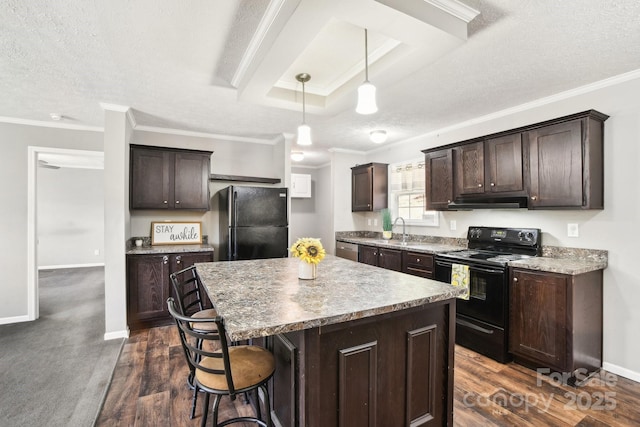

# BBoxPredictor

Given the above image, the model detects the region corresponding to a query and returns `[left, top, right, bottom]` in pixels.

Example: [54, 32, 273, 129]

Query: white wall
[290, 167, 322, 242]
[363, 73, 640, 380]
[0, 123, 103, 321]
[37, 167, 104, 267]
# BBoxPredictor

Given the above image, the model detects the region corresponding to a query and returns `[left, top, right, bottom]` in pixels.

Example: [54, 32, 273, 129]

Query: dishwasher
[335, 241, 359, 262]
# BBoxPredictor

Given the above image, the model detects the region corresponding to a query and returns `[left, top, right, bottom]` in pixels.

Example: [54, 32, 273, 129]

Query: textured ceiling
[2, 0, 640, 167]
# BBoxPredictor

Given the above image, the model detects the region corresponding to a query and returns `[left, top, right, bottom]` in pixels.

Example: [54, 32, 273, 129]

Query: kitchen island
[195, 255, 464, 427]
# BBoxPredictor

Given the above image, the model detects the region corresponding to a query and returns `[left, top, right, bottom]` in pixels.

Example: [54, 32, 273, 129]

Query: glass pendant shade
[297, 123, 312, 146]
[356, 81, 378, 115]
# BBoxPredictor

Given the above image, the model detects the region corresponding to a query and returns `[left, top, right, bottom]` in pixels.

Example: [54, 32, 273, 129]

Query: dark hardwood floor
[97, 326, 640, 426]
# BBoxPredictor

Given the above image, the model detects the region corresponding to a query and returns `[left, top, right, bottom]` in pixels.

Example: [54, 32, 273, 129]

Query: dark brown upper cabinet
[424, 148, 453, 210]
[351, 162, 388, 211]
[423, 110, 607, 210]
[454, 134, 524, 199]
[130, 145, 212, 210]
[525, 112, 606, 209]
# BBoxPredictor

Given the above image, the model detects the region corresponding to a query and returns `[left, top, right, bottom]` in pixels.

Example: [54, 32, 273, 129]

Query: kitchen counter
[508, 256, 607, 275]
[125, 243, 214, 255]
[195, 254, 460, 425]
[195, 255, 463, 341]
[336, 236, 464, 254]
[338, 235, 607, 275]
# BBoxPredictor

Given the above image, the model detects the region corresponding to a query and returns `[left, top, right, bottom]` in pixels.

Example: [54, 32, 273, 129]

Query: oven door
[434, 258, 507, 327]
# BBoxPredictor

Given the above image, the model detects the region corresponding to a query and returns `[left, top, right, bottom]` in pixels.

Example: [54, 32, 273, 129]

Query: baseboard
[39, 263, 105, 270]
[602, 362, 640, 383]
[0, 314, 31, 325]
[104, 328, 129, 341]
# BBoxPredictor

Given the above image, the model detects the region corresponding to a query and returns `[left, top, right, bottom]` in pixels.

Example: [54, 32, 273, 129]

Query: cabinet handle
[477, 183, 483, 187]
[490, 182, 495, 187]
[176, 255, 181, 265]
[175, 200, 180, 204]
[417, 258, 420, 262]
[163, 200, 168, 204]
[531, 196, 537, 201]
[163, 256, 169, 264]
[513, 277, 518, 282]
[447, 199, 451, 203]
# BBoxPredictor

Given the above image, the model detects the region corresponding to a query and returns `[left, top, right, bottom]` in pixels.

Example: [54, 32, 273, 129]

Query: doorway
[27, 146, 104, 320]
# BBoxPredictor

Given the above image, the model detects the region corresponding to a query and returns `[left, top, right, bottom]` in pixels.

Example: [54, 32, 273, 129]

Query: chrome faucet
[393, 217, 407, 245]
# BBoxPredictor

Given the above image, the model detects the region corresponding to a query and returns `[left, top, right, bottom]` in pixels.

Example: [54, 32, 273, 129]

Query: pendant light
[295, 73, 312, 146]
[356, 29, 378, 115]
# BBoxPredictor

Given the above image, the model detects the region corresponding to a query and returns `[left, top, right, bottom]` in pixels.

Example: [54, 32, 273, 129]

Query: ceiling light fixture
[291, 151, 305, 162]
[370, 129, 387, 144]
[356, 28, 378, 115]
[50, 113, 62, 121]
[295, 73, 312, 146]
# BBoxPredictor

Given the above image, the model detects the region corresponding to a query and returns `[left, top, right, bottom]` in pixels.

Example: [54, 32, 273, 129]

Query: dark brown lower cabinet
[358, 245, 403, 272]
[509, 268, 603, 383]
[126, 250, 213, 330]
[269, 300, 456, 427]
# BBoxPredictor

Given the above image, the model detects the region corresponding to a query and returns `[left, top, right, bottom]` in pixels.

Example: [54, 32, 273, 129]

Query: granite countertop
[337, 235, 607, 275]
[508, 257, 607, 275]
[195, 255, 464, 341]
[336, 236, 465, 254]
[126, 244, 214, 255]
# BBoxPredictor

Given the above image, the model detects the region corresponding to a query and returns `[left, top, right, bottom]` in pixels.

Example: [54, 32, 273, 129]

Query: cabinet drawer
[403, 252, 433, 279]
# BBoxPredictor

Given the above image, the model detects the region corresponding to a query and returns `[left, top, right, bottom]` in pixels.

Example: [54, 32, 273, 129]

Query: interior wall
[364, 74, 640, 379]
[290, 167, 321, 242]
[37, 166, 105, 268]
[129, 130, 287, 261]
[0, 123, 103, 322]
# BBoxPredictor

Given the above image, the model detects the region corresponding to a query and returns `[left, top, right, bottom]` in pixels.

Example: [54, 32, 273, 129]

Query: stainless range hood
[447, 196, 529, 210]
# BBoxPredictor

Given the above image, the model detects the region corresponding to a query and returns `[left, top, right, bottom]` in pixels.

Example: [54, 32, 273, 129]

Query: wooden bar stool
[167, 297, 275, 427]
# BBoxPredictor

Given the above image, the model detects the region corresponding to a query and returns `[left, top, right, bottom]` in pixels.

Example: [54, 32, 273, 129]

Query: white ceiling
[2, 0, 640, 167]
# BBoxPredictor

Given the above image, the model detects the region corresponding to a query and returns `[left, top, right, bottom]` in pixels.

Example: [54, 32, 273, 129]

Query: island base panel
[270, 300, 455, 427]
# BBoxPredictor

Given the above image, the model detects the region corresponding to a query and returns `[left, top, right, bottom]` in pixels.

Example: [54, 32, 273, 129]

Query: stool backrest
[170, 265, 208, 316]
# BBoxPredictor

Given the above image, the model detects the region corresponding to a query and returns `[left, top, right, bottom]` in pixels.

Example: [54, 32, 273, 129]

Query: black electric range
[434, 226, 541, 363]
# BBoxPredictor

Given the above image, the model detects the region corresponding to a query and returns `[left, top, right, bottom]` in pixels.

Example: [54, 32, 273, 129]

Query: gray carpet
[0, 267, 124, 427]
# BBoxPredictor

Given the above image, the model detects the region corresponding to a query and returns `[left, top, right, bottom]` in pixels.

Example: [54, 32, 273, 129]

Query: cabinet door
[378, 248, 402, 271]
[174, 151, 210, 209]
[454, 141, 484, 197]
[526, 120, 583, 208]
[358, 245, 378, 266]
[424, 149, 453, 210]
[170, 252, 214, 308]
[127, 254, 171, 328]
[509, 269, 568, 370]
[352, 166, 373, 211]
[291, 173, 312, 198]
[486, 133, 524, 193]
[130, 147, 171, 209]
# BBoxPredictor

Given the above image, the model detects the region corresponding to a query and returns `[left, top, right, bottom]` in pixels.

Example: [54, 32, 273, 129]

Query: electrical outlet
[94, 249, 100, 256]
[450, 220, 457, 231]
[367, 218, 372, 226]
[567, 223, 579, 237]
[374, 219, 378, 226]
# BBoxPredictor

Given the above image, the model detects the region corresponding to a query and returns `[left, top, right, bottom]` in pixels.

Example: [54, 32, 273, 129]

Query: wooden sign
[151, 222, 202, 245]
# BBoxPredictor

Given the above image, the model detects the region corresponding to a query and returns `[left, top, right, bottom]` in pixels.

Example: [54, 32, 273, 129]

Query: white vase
[298, 261, 317, 280]
[382, 231, 393, 240]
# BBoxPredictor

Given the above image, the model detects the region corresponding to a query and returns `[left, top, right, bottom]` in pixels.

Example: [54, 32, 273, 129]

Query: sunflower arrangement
[290, 237, 326, 264]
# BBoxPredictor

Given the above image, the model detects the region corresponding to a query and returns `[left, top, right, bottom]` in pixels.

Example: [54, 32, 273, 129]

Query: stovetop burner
[437, 226, 542, 267]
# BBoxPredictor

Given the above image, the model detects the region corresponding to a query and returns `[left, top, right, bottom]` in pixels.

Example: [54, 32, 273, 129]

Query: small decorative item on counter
[135, 239, 143, 247]
[290, 237, 326, 280]
[381, 208, 393, 239]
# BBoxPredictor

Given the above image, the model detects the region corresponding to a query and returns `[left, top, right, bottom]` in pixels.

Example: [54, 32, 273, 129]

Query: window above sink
[389, 159, 439, 227]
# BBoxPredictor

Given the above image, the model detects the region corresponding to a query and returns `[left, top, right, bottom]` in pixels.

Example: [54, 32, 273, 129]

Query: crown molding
[426, 0, 481, 23]
[134, 125, 279, 145]
[231, 0, 289, 88]
[373, 68, 640, 152]
[0, 116, 103, 132]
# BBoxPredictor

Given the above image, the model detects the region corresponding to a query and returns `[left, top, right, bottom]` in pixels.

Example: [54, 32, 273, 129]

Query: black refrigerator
[218, 185, 289, 260]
